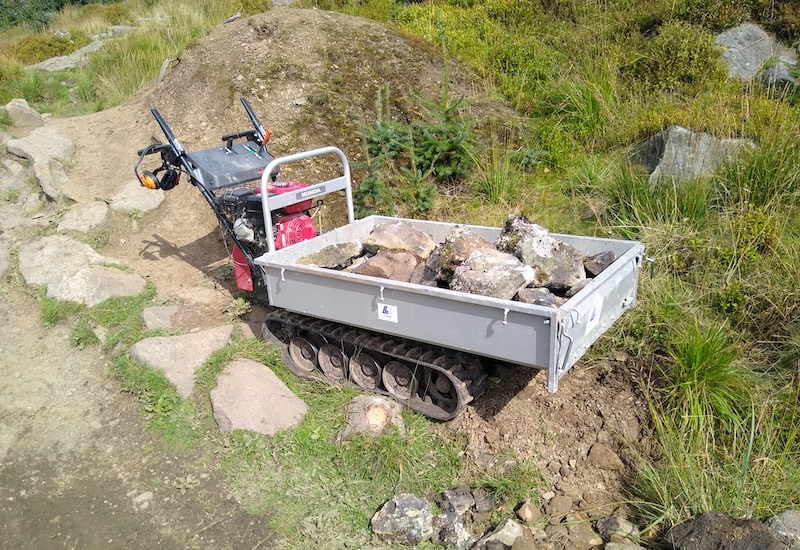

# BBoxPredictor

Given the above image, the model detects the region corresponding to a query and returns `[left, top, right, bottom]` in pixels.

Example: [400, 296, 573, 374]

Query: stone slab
[47, 265, 146, 307]
[210, 357, 307, 436]
[110, 179, 165, 213]
[129, 325, 236, 398]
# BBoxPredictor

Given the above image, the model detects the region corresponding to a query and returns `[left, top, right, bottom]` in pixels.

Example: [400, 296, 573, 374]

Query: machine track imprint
[261, 310, 488, 420]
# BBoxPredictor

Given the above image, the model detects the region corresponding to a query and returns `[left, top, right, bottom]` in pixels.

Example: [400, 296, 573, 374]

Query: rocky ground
[0, 8, 659, 549]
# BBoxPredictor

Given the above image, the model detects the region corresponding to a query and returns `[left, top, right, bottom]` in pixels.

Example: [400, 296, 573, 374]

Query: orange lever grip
[262, 129, 272, 145]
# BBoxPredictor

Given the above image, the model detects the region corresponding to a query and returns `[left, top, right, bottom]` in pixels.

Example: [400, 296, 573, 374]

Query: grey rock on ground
[142, 305, 178, 331]
[2, 158, 26, 177]
[6, 126, 75, 165]
[0, 240, 9, 278]
[339, 395, 405, 442]
[438, 226, 495, 283]
[28, 39, 104, 72]
[716, 23, 773, 80]
[110, 179, 165, 213]
[473, 518, 523, 549]
[442, 485, 475, 516]
[4, 99, 44, 135]
[210, 357, 307, 436]
[665, 511, 789, 550]
[23, 193, 45, 214]
[767, 510, 800, 549]
[606, 543, 646, 550]
[450, 248, 535, 300]
[129, 325, 236, 398]
[516, 287, 567, 308]
[57, 201, 110, 232]
[632, 125, 753, 185]
[33, 159, 72, 202]
[18, 235, 112, 287]
[296, 241, 363, 268]
[587, 443, 625, 471]
[564, 513, 603, 549]
[472, 487, 495, 514]
[516, 499, 542, 524]
[545, 494, 573, 525]
[762, 63, 797, 90]
[597, 515, 641, 542]
[353, 249, 418, 282]
[47, 265, 146, 307]
[433, 512, 476, 550]
[372, 493, 434, 545]
[364, 221, 436, 259]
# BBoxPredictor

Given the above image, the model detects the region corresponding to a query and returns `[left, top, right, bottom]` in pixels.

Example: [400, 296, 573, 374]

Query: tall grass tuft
[659, 320, 752, 435]
[473, 142, 523, 205]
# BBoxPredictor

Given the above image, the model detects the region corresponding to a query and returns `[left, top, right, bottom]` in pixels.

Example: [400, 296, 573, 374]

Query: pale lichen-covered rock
[6, 126, 74, 165]
[57, 201, 109, 232]
[372, 493, 433, 545]
[364, 221, 436, 259]
[450, 248, 535, 300]
[496, 215, 586, 292]
[47, 265, 146, 307]
[438, 226, 495, 283]
[433, 513, 475, 550]
[716, 23, 772, 80]
[210, 357, 307, 436]
[473, 518, 524, 549]
[4, 99, 44, 135]
[296, 241, 363, 268]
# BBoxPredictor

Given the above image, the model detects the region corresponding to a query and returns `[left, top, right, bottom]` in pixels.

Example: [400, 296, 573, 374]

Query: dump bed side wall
[254, 216, 644, 388]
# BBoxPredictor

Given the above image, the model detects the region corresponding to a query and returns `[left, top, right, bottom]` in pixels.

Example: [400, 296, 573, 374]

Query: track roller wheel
[288, 337, 319, 373]
[349, 351, 382, 389]
[426, 370, 458, 413]
[382, 361, 418, 400]
[318, 343, 348, 381]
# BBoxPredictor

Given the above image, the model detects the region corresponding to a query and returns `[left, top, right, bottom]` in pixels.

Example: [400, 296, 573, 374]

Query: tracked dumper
[136, 98, 645, 421]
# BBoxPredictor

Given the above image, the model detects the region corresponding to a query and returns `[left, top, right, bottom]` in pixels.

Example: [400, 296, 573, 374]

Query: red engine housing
[274, 213, 316, 250]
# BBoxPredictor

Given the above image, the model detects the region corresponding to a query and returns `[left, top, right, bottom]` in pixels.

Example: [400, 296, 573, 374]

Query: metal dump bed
[254, 216, 645, 392]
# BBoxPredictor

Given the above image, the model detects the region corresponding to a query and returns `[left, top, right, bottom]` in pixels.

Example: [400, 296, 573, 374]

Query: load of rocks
[297, 216, 616, 307]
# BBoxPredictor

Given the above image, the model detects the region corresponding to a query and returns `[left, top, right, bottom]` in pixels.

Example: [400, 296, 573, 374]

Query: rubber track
[262, 310, 488, 420]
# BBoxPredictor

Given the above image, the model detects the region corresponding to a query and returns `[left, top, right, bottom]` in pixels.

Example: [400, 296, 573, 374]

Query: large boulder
[57, 201, 110, 232]
[17, 235, 112, 287]
[632, 125, 754, 186]
[28, 39, 104, 72]
[665, 511, 789, 550]
[47, 265, 146, 307]
[33, 159, 72, 202]
[363, 221, 436, 259]
[450, 248, 535, 300]
[4, 99, 44, 135]
[716, 23, 773, 80]
[6, 126, 75, 165]
[210, 357, 307, 436]
[372, 493, 434, 545]
[110, 179, 165, 213]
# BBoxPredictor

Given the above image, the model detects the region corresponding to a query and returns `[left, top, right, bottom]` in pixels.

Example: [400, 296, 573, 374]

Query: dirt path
[0, 290, 273, 549]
